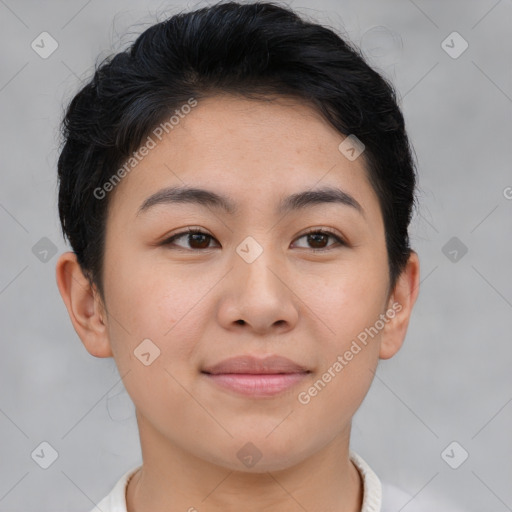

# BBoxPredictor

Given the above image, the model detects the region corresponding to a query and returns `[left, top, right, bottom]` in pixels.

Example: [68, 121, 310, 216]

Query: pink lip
[201, 354, 310, 397]
[203, 373, 309, 397]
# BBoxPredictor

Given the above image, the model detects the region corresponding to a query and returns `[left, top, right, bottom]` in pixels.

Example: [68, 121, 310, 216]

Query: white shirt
[88, 450, 426, 512]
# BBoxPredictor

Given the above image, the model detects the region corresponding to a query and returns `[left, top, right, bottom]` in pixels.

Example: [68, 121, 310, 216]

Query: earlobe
[379, 250, 420, 360]
[55, 252, 113, 358]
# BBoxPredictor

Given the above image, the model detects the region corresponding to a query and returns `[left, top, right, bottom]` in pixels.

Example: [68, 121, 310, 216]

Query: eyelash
[161, 227, 346, 252]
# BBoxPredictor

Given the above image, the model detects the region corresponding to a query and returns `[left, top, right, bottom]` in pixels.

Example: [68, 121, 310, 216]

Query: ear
[55, 251, 113, 358]
[379, 250, 420, 360]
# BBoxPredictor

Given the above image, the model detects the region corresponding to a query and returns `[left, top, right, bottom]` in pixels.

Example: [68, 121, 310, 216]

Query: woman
[55, 2, 421, 510]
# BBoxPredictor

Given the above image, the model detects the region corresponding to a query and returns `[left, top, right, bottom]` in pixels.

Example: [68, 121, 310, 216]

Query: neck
[126, 413, 363, 512]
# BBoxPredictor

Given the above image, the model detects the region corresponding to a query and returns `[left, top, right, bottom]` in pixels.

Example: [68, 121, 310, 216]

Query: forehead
[107, 94, 380, 221]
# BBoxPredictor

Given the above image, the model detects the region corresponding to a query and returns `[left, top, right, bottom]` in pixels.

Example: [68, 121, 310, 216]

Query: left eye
[293, 230, 345, 251]
[161, 228, 345, 251]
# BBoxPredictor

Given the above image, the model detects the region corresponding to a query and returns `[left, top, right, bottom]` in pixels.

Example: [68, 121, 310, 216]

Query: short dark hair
[57, 0, 418, 302]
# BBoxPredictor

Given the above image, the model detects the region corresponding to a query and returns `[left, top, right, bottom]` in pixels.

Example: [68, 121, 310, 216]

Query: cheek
[103, 255, 209, 421]
[293, 265, 386, 422]
[103, 251, 208, 368]
[298, 255, 388, 341]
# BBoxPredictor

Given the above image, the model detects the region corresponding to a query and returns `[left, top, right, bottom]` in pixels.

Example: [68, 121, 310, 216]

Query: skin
[56, 94, 420, 512]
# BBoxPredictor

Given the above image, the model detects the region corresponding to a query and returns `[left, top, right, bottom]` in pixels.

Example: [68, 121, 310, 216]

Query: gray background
[1, 0, 511, 510]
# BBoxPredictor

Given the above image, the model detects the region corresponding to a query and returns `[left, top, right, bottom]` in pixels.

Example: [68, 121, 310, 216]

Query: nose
[216, 244, 299, 335]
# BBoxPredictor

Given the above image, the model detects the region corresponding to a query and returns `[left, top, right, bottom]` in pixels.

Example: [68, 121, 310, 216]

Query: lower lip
[203, 372, 309, 397]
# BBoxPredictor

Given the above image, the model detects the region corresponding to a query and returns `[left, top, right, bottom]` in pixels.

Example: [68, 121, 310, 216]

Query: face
[84, 94, 407, 471]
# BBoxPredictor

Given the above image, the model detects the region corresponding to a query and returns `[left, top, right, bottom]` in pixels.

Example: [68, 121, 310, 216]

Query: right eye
[161, 228, 220, 251]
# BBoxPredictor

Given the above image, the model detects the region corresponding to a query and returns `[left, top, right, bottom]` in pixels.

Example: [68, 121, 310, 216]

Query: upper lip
[202, 355, 310, 375]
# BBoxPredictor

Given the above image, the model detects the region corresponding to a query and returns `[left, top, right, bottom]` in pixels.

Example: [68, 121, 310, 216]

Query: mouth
[201, 354, 311, 397]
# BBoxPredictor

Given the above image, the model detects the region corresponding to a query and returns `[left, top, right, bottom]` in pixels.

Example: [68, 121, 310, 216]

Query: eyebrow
[137, 185, 364, 217]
